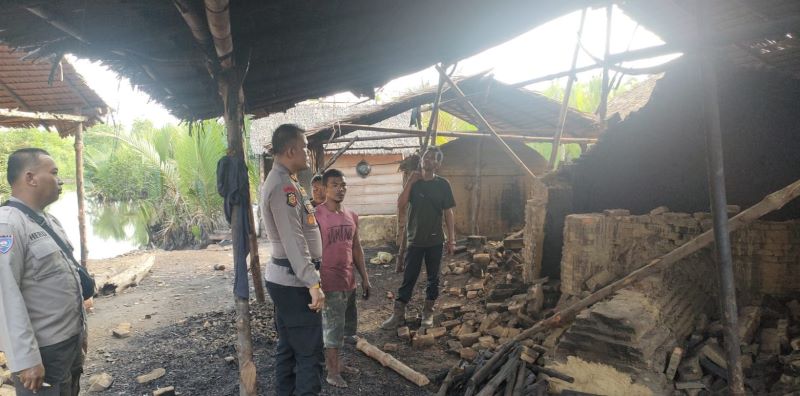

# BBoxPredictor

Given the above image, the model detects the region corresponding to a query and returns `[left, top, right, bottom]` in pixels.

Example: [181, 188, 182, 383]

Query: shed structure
[0, 44, 108, 269]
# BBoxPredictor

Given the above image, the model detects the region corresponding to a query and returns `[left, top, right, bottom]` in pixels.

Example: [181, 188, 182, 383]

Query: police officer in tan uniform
[260, 124, 325, 396]
[0, 148, 85, 396]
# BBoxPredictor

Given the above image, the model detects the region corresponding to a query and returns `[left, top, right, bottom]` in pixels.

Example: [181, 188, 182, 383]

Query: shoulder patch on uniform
[286, 192, 298, 207]
[283, 185, 297, 193]
[0, 235, 13, 254]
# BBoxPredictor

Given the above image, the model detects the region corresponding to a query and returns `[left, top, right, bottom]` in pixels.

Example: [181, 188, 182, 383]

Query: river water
[48, 191, 139, 260]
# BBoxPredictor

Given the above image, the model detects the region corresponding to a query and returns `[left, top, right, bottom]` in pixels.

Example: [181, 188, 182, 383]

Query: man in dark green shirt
[382, 146, 455, 330]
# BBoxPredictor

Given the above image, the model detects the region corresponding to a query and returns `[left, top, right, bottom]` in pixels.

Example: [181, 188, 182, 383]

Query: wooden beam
[205, 0, 234, 70]
[549, 8, 587, 171]
[597, 6, 613, 122]
[330, 133, 419, 143]
[334, 124, 598, 144]
[0, 108, 87, 123]
[435, 65, 537, 180]
[423, 64, 446, 149]
[322, 136, 358, 171]
[0, 81, 31, 110]
[74, 116, 89, 268]
[511, 15, 800, 88]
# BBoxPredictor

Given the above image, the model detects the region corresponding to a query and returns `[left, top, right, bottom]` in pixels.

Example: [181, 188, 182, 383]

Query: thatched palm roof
[0, 1, 588, 121]
[250, 102, 418, 156]
[606, 74, 663, 122]
[0, 45, 107, 135]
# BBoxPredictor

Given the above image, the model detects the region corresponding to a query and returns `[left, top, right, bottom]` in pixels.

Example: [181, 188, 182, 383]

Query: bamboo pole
[549, 8, 587, 171]
[434, 65, 537, 181]
[73, 118, 89, 268]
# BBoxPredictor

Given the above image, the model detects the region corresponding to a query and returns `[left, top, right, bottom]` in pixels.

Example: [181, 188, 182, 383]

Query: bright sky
[72, 6, 672, 128]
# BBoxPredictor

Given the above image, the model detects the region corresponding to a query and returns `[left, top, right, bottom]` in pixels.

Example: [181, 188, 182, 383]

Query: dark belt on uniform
[272, 257, 321, 275]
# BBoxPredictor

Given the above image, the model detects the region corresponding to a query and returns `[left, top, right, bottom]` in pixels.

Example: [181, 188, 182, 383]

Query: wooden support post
[434, 65, 538, 181]
[73, 119, 88, 268]
[206, 0, 259, 392]
[597, 6, 613, 123]
[423, 64, 446, 150]
[549, 8, 587, 171]
[311, 143, 325, 174]
[470, 137, 484, 235]
[697, 2, 744, 392]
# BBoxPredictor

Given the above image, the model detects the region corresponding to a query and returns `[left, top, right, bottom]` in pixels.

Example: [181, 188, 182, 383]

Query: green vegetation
[0, 128, 77, 200]
[0, 119, 260, 250]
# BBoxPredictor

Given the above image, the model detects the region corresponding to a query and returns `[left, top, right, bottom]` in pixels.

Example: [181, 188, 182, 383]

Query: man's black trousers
[266, 281, 324, 396]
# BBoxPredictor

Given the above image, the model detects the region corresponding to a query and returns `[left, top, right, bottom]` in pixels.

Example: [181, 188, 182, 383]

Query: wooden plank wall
[324, 154, 404, 216]
[438, 138, 548, 239]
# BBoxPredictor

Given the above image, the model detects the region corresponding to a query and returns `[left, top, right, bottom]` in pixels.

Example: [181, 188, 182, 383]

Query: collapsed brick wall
[554, 210, 800, 393]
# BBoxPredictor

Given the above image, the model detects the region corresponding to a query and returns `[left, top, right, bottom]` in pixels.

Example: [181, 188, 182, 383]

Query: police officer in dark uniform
[0, 148, 85, 396]
[260, 124, 325, 396]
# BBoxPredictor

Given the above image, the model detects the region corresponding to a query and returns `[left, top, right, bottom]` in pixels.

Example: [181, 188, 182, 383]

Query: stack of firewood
[437, 340, 575, 396]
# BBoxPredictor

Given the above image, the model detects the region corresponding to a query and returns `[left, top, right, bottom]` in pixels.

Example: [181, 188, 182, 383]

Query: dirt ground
[79, 242, 461, 395]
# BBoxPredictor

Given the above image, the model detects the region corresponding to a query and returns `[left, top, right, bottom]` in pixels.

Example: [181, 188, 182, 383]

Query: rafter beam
[0, 108, 87, 123]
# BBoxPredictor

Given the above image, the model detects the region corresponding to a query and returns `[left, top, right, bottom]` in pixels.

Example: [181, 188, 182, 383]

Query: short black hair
[322, 168, 345, 186]
[271, 124, 305, 155]
[7, 148, 50, 185]
[311, 174, 323, 185]
[424, 146, 444, 162]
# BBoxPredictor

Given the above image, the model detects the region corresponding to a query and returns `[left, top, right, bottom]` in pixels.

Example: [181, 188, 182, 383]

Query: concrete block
[136, 368, 166, 384]
[678, 356, 703, 381]
[664, 347, 684, 380]
[397, 326, 411, 341]
[737, 306, 761, 344]
[412, 333, 435, 348]
[383, 343, 399, 352]
[460, 347, 477, 361]
[88, 373, 114, 392]
[458, 332, 481, 347]
[426, 327, 447, 338]
[700, 342, 727, 369]
[153, 386, 176, 396]
[759, 328, 780, 359]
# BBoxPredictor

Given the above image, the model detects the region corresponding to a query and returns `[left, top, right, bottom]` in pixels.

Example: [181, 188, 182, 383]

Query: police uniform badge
[286, 192, 298, 207]
[306, 213, 317, 225]
[0, 235, 12, 254]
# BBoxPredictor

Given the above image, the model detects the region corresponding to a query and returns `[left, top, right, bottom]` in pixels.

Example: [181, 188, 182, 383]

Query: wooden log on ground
[475, 348, 521, 396]
[464, 342, 518, 396]
[100, 255, 155, 295]
[356, 337, 430, 386]
[531, 365, 574, 383]
[511, 364, 528, 396]
[436, 365, 463, 396]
